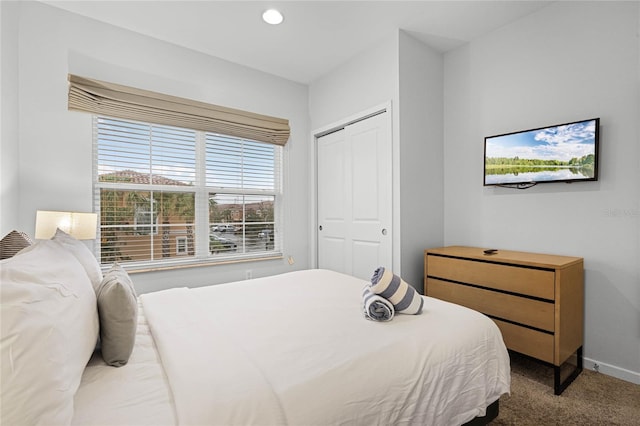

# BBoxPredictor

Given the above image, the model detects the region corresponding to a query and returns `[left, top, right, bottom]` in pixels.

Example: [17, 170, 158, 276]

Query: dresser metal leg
[554, 346, 583, 395]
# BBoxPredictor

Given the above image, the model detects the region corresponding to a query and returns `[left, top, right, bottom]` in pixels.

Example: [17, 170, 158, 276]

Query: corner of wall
[397, 31, 445, 289]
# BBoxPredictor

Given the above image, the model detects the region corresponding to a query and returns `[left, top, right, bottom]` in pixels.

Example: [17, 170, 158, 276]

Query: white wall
[10, 1, 310, 293]
[444, 1, 639, 383]
[0, 1, 20, 236]
[308, 35, 397, 132]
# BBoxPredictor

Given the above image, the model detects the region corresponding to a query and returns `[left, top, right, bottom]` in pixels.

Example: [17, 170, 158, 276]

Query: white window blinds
[97, 117, 197, 185]
[205, 134, 276, 190]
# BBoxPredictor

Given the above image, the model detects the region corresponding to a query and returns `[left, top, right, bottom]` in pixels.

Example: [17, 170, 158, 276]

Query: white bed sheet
[71, 301, 177, 426]
[140, 269, 510, 426]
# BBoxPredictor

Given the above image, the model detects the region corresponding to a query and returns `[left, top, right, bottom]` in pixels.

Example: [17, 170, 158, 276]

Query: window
[95, 116, 282, 269]
[175, 237, 188, 255]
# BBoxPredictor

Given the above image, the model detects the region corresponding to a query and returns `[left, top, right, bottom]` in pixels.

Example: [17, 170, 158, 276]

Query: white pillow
[1, 240, 99, 426]
[52, 228, 103, 292]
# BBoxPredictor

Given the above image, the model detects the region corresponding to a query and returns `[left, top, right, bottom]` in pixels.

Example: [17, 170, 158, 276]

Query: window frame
[133, 201, 159, 236]
[93, 115, 283, 271]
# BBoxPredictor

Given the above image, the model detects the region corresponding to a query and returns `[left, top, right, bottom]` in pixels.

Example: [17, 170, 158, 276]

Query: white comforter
[141, 269, 510, 426]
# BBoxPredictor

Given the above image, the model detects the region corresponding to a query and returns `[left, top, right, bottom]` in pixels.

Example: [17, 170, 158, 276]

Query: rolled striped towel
[362, 286, 394, 322]
[370, 267, 424, 315]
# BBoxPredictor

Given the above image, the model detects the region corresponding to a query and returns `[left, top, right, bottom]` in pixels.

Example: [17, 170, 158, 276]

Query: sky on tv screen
[485, 119, 597, 162]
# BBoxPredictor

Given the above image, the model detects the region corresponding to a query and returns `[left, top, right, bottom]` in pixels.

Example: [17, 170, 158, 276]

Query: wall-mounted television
[484, 118, 600, 187]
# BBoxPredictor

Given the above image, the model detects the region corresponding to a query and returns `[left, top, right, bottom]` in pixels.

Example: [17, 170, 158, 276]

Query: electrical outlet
[245, 269, 252, 280]
[287, 256, 295, 265]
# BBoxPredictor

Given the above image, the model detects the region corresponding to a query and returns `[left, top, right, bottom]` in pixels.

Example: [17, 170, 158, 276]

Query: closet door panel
[317, 111, 391, 280]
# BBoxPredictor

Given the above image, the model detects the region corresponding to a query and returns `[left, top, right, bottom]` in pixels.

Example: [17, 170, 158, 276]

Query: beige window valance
[67, 74, 290, 146]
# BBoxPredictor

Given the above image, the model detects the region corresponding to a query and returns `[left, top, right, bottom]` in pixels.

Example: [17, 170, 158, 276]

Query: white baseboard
[583, 356, 640, 385]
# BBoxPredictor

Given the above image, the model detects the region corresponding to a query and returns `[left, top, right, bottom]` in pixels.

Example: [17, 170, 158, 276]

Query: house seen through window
[94, 116, 282, 269]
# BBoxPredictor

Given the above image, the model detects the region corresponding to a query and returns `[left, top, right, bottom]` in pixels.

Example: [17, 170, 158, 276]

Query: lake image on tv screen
[484, 119, 597, 185]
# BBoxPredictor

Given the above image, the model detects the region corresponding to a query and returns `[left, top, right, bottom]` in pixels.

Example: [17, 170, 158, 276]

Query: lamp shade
[35, 211, 98, 240]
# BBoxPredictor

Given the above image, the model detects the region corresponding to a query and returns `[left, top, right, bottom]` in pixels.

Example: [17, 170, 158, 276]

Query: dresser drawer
[427, 255, 555, 300]
[493, 319, 554, 364]
[427, 278, 555, 332]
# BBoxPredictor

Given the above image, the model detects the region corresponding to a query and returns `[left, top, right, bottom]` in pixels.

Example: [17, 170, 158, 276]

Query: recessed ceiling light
[262, 9, 284, 25]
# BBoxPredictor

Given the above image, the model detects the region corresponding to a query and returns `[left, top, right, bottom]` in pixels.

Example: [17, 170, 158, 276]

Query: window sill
[102, 253, 283, 274]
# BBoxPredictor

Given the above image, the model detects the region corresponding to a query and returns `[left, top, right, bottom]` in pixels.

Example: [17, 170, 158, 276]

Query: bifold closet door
[316, 112, 391, 280]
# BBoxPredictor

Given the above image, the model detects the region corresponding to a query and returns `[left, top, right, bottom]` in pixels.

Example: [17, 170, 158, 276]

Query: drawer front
[427, 278, 555, 332]
[493, 319, 555, 364]
[427, 255, 555, 300]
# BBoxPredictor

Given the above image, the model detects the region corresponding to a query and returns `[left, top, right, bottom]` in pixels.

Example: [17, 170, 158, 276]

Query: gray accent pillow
[97, 263, 138, 367]
[0, 230, 33, 259]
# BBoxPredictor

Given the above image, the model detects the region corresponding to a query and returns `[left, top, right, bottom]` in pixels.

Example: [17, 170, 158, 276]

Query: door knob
[381, 228, 387, 235]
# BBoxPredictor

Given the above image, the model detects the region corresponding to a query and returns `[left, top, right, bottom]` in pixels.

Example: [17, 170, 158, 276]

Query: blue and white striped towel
[362, 285, 394, 322]
[370, 267, 424, 315]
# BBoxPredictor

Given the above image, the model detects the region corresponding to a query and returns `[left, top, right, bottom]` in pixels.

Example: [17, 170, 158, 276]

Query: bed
[1, 232, 510, 426]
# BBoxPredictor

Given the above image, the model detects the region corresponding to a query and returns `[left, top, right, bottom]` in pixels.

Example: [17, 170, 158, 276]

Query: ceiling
[41, 1, 553, 84]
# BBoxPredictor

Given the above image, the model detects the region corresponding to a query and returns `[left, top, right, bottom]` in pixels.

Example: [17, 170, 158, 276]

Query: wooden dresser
[424, 246, 584, 395]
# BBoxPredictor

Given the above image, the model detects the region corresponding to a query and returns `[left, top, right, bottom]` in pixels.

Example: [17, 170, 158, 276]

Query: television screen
[484, 118, 599, 187]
